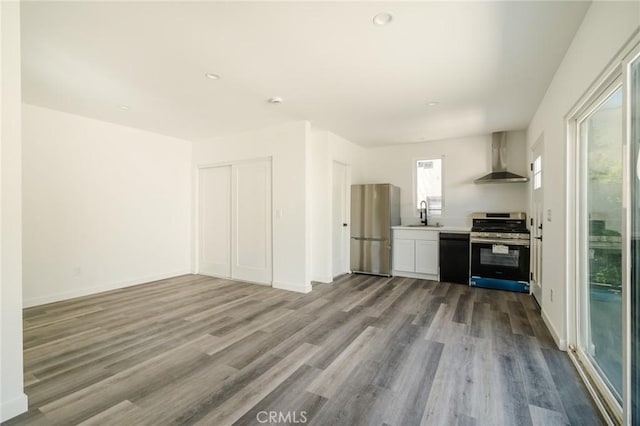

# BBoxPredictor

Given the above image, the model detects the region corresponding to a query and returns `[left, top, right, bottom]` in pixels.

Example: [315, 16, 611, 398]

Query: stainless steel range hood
[474, 132, 529, 184]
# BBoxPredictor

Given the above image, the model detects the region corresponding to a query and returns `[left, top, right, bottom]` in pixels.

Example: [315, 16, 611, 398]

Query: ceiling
[21, 1, 591, 147]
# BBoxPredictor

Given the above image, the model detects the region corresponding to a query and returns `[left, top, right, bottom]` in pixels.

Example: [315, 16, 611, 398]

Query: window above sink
[415, 157, 443, 217]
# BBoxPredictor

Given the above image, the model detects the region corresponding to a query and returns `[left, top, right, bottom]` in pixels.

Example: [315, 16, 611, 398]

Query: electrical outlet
[550, 289, 554, 302]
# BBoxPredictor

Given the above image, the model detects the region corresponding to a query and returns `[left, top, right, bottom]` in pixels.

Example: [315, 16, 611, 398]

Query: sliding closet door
[199, 166, 231, 277]
[231, 160, 272, 284]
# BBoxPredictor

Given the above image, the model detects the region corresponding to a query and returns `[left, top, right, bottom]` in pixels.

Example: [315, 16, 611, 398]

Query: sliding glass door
[570, 38, 640, 424]
[577, 82, 624, 408]
[630, 51, 640, 424]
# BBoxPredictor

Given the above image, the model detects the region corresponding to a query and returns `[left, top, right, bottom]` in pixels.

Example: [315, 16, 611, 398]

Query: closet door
[199, 166, 231, 277]
[232, 160, 272, 284]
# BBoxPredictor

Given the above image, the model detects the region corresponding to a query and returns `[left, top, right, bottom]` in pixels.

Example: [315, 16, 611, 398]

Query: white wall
[22, 104, 192, 307]
[526, 1, 640, 348]
[1, 1, 28, 421]
[309, 128, 364, 283]
[192, 121, 311, 292]
[309, 129, 330, 283]
[328, 131, 365, 185]
[362, 132, 528, 228]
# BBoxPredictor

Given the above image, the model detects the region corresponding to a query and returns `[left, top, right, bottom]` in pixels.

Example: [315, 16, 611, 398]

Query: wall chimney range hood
[474, 132, 528, 184]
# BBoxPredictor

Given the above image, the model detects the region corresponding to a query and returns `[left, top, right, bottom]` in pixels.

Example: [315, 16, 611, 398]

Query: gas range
[469, 212, 531, 293]
[470, 212, 530, 245]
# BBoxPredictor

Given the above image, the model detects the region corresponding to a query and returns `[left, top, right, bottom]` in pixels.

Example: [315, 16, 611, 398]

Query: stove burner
[470, 212, 529, 244]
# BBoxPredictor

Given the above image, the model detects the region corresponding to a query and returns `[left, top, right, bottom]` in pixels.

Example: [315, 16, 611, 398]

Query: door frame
[195, 156, 273, 283]
[331, 160, 351, 279]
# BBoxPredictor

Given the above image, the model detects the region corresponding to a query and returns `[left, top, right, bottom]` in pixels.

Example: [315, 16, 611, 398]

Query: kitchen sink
[405, 224, 443, 228]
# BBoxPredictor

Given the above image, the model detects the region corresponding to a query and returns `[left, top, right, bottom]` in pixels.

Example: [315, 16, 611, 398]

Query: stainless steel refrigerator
[350, 184, 400, 276]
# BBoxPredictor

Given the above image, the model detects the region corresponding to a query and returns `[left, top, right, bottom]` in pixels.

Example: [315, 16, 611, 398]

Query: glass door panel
[579, 85, 624, 401]
[630, 53, 640, 423]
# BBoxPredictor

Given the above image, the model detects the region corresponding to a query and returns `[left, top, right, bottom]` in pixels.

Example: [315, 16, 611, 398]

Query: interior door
[332, 162, 348, 277]
[199, 166, 231, 277]
[232, 159, 272, 284]
[531, 138, 544, 304]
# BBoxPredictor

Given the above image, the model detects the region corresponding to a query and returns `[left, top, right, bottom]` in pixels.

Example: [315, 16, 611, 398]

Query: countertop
[392, 225, 471, 233]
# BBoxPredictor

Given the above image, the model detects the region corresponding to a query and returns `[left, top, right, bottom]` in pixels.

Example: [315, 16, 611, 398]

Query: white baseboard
[541, 307, 567, 351]
[272, 281, 312, 293]
[1, 393, 28, 422]
[312, 275, 333, 284]
[392, 270, 438, 281]
[23, 269, 192, 308]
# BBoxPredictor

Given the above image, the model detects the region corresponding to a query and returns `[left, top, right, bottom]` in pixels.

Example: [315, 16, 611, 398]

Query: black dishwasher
[439, 233, 470, 284]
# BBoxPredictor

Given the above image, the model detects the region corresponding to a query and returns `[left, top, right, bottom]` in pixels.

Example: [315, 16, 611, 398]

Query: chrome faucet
[420, 200, 428, 225]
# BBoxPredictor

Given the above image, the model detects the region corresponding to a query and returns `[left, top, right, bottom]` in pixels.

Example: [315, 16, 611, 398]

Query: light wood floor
[4, 274, 602, 425]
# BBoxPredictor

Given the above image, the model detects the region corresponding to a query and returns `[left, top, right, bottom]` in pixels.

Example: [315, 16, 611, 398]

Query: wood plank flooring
[4, 274, 602, 425]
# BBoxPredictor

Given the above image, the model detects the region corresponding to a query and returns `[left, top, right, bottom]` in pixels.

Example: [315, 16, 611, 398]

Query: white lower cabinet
[415, 240, 438, 275]
[392, 230, 439, 280]
[393, 239, 415, 272]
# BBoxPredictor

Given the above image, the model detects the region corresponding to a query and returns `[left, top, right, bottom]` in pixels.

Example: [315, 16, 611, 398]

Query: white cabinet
[199, 159, 272, 285]
[392, 229, 439, 280]
[393, 239, 415, 272]
[415, 240, 438, 275]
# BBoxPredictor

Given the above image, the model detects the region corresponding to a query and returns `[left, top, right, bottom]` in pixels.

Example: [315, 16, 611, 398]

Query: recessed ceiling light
[373, 12, 393, 26]
[205, 73, 220, 80]
[427, 101, 440, 107]
[119, 105, 130, 110]
[268, 97, 283, 104]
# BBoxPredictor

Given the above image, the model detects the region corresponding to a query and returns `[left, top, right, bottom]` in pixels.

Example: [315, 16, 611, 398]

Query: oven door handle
[470, 238, 531, 247]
